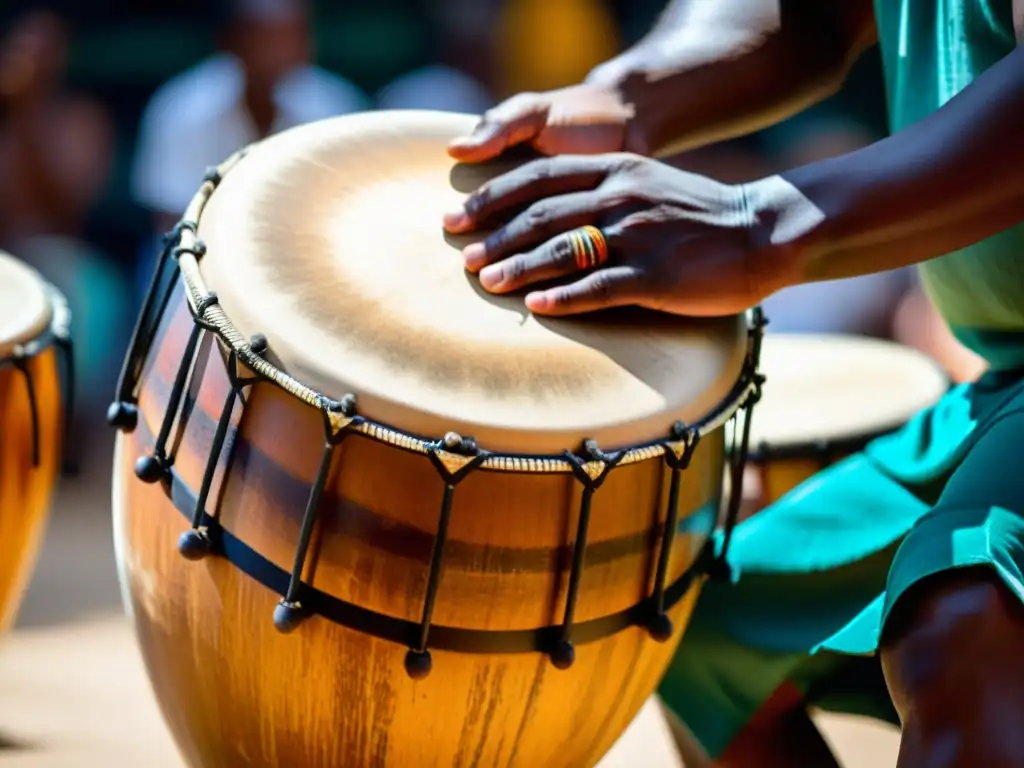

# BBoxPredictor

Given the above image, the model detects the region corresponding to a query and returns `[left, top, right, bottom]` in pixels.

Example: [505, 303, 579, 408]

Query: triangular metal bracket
[564, 439, 624, 491]
[322, 394, 358, 444]
[427, 432, 488, 485]
[664, 421, 700, 471]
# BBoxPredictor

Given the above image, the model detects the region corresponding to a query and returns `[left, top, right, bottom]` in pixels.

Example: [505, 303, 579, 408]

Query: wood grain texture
[0, 345, 62, 631]
[112, 290, 728, 768]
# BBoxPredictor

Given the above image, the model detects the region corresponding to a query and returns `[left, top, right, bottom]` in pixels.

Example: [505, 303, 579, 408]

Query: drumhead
[748, 334, 949, 452]
[197, 111, 748, 454]
[0, 251, 52, 360]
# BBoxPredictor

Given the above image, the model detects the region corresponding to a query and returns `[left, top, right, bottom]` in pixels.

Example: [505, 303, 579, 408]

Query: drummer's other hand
[446, 85, 633, 164]
[443, 154, 792, 317]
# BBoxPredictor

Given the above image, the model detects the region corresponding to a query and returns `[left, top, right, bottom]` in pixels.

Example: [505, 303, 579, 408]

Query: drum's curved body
[109, 112, 762, 768]
[740, 334, 948, 511]
[0, 252, 71, 632]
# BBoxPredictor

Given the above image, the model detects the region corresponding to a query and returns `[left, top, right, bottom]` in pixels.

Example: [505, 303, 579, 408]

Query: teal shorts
[659, 368, 1024, 758]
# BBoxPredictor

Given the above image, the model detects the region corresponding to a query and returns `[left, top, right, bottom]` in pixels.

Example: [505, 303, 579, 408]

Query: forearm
[759, 45, 1024, 287]
[586, 0, 875, 156]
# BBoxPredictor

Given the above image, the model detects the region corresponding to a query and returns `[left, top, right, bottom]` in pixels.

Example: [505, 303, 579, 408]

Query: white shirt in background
[131, 53, 370, 216]
[376, 64, 493, 115]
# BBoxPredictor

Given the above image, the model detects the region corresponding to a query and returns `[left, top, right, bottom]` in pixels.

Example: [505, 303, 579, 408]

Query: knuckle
[464, 187, 491, 219]
[525, 202, 551, 226]
[504, 258, 526, 282]
[548, 287, 571, 307]
[611, 152, 646, 173]
[598, 188, 647, 210]
[523, 159, 552, 184]
[552, 234, 576, 265]
[483, 227, 508, 254]
[588, 272, 615, 302]
[599, 173, 652, 202]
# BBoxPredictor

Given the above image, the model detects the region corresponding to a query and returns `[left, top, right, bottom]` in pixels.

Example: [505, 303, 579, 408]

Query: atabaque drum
[108, 111, 764, 768]
[0, 251, 71, 632]
[737, 333, 948, 513]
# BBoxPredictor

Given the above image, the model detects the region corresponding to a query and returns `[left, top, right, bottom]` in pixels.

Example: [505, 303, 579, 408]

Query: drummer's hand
[447, 85, 633, 163]
[443, 154, 789, 317]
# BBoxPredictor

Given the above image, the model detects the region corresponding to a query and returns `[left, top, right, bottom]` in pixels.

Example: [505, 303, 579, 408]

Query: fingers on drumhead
[452, 156, 611, 233]
[465, 191, 610, 270]
[478, 232, 582, 293]
[525, 265, 641, 315]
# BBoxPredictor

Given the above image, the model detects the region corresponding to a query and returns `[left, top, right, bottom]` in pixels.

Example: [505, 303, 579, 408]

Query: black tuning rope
[134, 324, 203, 487]
[177, 347, 258, 561]
[646, 421, 700, 641]
[54, 334, 76, 474]
[107, 222, 197, 433]
[12, 353, 40, 468]
[404, 432, 488, 679]
[552, 440, 624, 669]
[712, 308, 767, 581]
[274, 394, 358, 634]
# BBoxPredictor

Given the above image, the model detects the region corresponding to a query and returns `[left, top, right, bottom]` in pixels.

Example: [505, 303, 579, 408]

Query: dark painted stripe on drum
[160, 467, 709, 654]
[136, 393, 718, 575]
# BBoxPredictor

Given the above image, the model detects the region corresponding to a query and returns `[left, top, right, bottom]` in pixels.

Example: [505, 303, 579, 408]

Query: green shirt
[873, 0, 1024, 369]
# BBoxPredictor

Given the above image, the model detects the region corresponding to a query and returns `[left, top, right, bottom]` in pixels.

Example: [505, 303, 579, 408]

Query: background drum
[0, 252, 71, 633]
[735, 334, 949, 515]
[108, 111, 761, 768]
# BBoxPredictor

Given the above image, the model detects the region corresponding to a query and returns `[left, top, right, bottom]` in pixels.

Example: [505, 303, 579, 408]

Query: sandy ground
[0, 432, 901, 767]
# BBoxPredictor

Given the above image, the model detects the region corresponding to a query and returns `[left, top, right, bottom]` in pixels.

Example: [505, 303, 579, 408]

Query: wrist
[584, 59, 657, 156]
[740, 171, 835, 293]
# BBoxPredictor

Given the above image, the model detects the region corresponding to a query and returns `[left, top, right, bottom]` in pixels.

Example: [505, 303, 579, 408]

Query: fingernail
[479, 265, 503, 290]
[525, 292, 550, 312]
[462, 242, 486, 268]
[443, 210, 469, 232]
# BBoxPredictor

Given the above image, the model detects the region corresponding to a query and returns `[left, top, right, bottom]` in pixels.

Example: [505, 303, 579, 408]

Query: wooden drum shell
[112, 289, 728, 768]
[0, 338, 63, 632]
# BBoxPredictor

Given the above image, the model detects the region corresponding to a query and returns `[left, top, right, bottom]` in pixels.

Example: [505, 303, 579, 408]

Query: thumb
[447, 99, 549, 163]
[448, 120, 513, 163]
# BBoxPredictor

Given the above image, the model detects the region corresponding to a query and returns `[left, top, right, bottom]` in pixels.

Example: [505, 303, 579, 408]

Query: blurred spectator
[376, 64, 492, 115]
[376, 0, 496, 114]
[0, 8, 113, 245]
[131, 0, 370, 236]
[0, 8, 125, 445]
